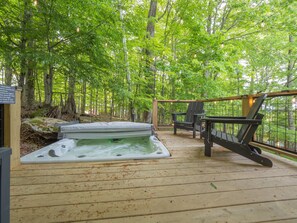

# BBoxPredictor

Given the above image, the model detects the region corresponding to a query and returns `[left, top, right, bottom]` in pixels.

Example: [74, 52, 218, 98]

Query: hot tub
[21, 122, 170, 163]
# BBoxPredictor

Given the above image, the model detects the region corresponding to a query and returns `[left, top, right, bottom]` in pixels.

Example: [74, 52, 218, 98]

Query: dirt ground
[20, 119, 60, 156]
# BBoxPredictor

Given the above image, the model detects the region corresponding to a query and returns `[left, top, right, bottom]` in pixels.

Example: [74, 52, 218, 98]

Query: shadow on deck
[10, 130, 297, 223]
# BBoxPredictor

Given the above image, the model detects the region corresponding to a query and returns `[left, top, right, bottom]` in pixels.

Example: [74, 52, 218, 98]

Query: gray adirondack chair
[172, 102, 205, 138]
[201, 94, 272, 167]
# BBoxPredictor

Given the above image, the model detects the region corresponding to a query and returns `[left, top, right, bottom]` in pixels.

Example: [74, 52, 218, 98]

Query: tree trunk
[110, 91, 114, 121]
[104, 89, 108, 114]
[24, 39, 35, 109]
[202, 2, 214, 97]
[286, 34, 295, 130]
[119, 2, 134, 120]
[89, 89, 93, 114]
[4, 54, 12, 86]
[146, 1, 157, 38]
[206, 1, 213, 35]
[65, 74, 76, 115]
[249, 72, 254, 94]
[19, 56, 26, 90]
[95, 88, 98, 115]
[143, 0, 157, 123]
[21, 0, 35, 109]
[24, 62, 35, 109]
[35, 70, 42, 104]
[44, 65, 54, 106]
[19, 0, 32, 105]
[236, 69, 240, 95]
[80, 80, 86, 114]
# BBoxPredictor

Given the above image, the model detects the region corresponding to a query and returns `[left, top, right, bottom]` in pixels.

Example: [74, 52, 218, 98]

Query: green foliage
[0, 0, 296, 118]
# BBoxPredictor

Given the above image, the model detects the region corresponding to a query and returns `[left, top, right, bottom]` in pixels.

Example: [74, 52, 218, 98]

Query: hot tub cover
[60, 122, 153, 139]
[61, 122, 152, 132]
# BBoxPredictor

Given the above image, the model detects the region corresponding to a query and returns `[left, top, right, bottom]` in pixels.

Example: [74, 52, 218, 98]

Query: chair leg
[174, 127, 177, 135]
[238, 145, 272, 167]
[204, 136, 212, 157]
[224, 143, 272, 167]
[193, 128, 196, 138]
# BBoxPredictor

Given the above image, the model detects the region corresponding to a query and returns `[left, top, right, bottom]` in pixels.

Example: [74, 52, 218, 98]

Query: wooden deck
[10, 131, 297, 223]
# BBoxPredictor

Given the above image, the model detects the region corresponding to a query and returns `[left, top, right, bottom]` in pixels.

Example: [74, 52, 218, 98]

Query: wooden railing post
[242, 95, 254, 116]
[152, 99, 158, 130]
[4, 88, 21, 169]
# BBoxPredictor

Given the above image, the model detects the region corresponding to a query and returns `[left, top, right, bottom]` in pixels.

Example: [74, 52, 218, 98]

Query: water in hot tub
[47, 137, 157, 159]
[75, 137, 155, 157]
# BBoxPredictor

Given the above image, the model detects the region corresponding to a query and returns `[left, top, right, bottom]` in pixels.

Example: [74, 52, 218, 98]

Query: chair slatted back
[185, 102, 204, 123]
[236, 94, 267, 142]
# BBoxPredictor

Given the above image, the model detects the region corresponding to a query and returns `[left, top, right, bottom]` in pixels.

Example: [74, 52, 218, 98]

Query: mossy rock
[22, 117, 67, 133]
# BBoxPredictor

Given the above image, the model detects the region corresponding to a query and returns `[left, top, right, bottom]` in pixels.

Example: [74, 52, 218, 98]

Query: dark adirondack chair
[172, 102, 205, 138]
[201, 94, 273, 167]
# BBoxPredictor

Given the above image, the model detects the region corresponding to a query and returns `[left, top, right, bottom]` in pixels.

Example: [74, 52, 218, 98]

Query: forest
[0, 0, 296, 121]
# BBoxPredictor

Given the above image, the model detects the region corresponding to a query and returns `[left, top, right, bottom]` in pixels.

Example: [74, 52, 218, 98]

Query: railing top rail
[155, 89, 297, 103]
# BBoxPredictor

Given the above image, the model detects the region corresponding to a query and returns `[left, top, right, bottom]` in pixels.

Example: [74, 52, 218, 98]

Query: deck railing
[152, 90, 297, 156]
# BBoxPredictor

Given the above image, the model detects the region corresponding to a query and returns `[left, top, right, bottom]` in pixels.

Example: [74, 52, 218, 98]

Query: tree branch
[222, 30, 261, 43]
[286, 76, 297, 85]
[225, 20, 238, 33]
[50, 22, 105, 50]
[157, 0, 171, 22]
[0, 22, 20, 47]
[221, 7, 233, 31]
[291, 58, 297, 71]
[212, 0, 223, 34]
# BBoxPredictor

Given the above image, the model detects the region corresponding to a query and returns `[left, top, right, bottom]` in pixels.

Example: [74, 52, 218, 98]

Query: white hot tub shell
[21, 122, 170, 163]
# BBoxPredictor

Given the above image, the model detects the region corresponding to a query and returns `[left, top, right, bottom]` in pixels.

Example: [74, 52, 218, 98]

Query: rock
[22, 117, 67, 133]
[21, 117, 69, 156]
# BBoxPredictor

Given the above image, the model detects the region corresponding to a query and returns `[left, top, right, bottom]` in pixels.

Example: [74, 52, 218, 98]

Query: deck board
[79, 200, 297, 223]
[10, 130, 297, 223]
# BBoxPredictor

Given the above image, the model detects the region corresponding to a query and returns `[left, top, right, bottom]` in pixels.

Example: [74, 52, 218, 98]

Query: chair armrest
[202, 118, 262, 143]
[172, 112, 187, 116]
[172, 112, 187, 122]
[193, 113, 205, 123]
[194, 113, 206, 117]
[201, 117, 262, 125]
[206, 116, 246, 119]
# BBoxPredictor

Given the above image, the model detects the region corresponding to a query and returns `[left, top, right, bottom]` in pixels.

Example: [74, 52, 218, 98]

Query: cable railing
[255, 95, 297, 153]
[152, 90, 297, 156]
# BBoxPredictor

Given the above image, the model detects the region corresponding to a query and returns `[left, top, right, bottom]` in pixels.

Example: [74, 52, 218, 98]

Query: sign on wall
[0, 85, 16, 104]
